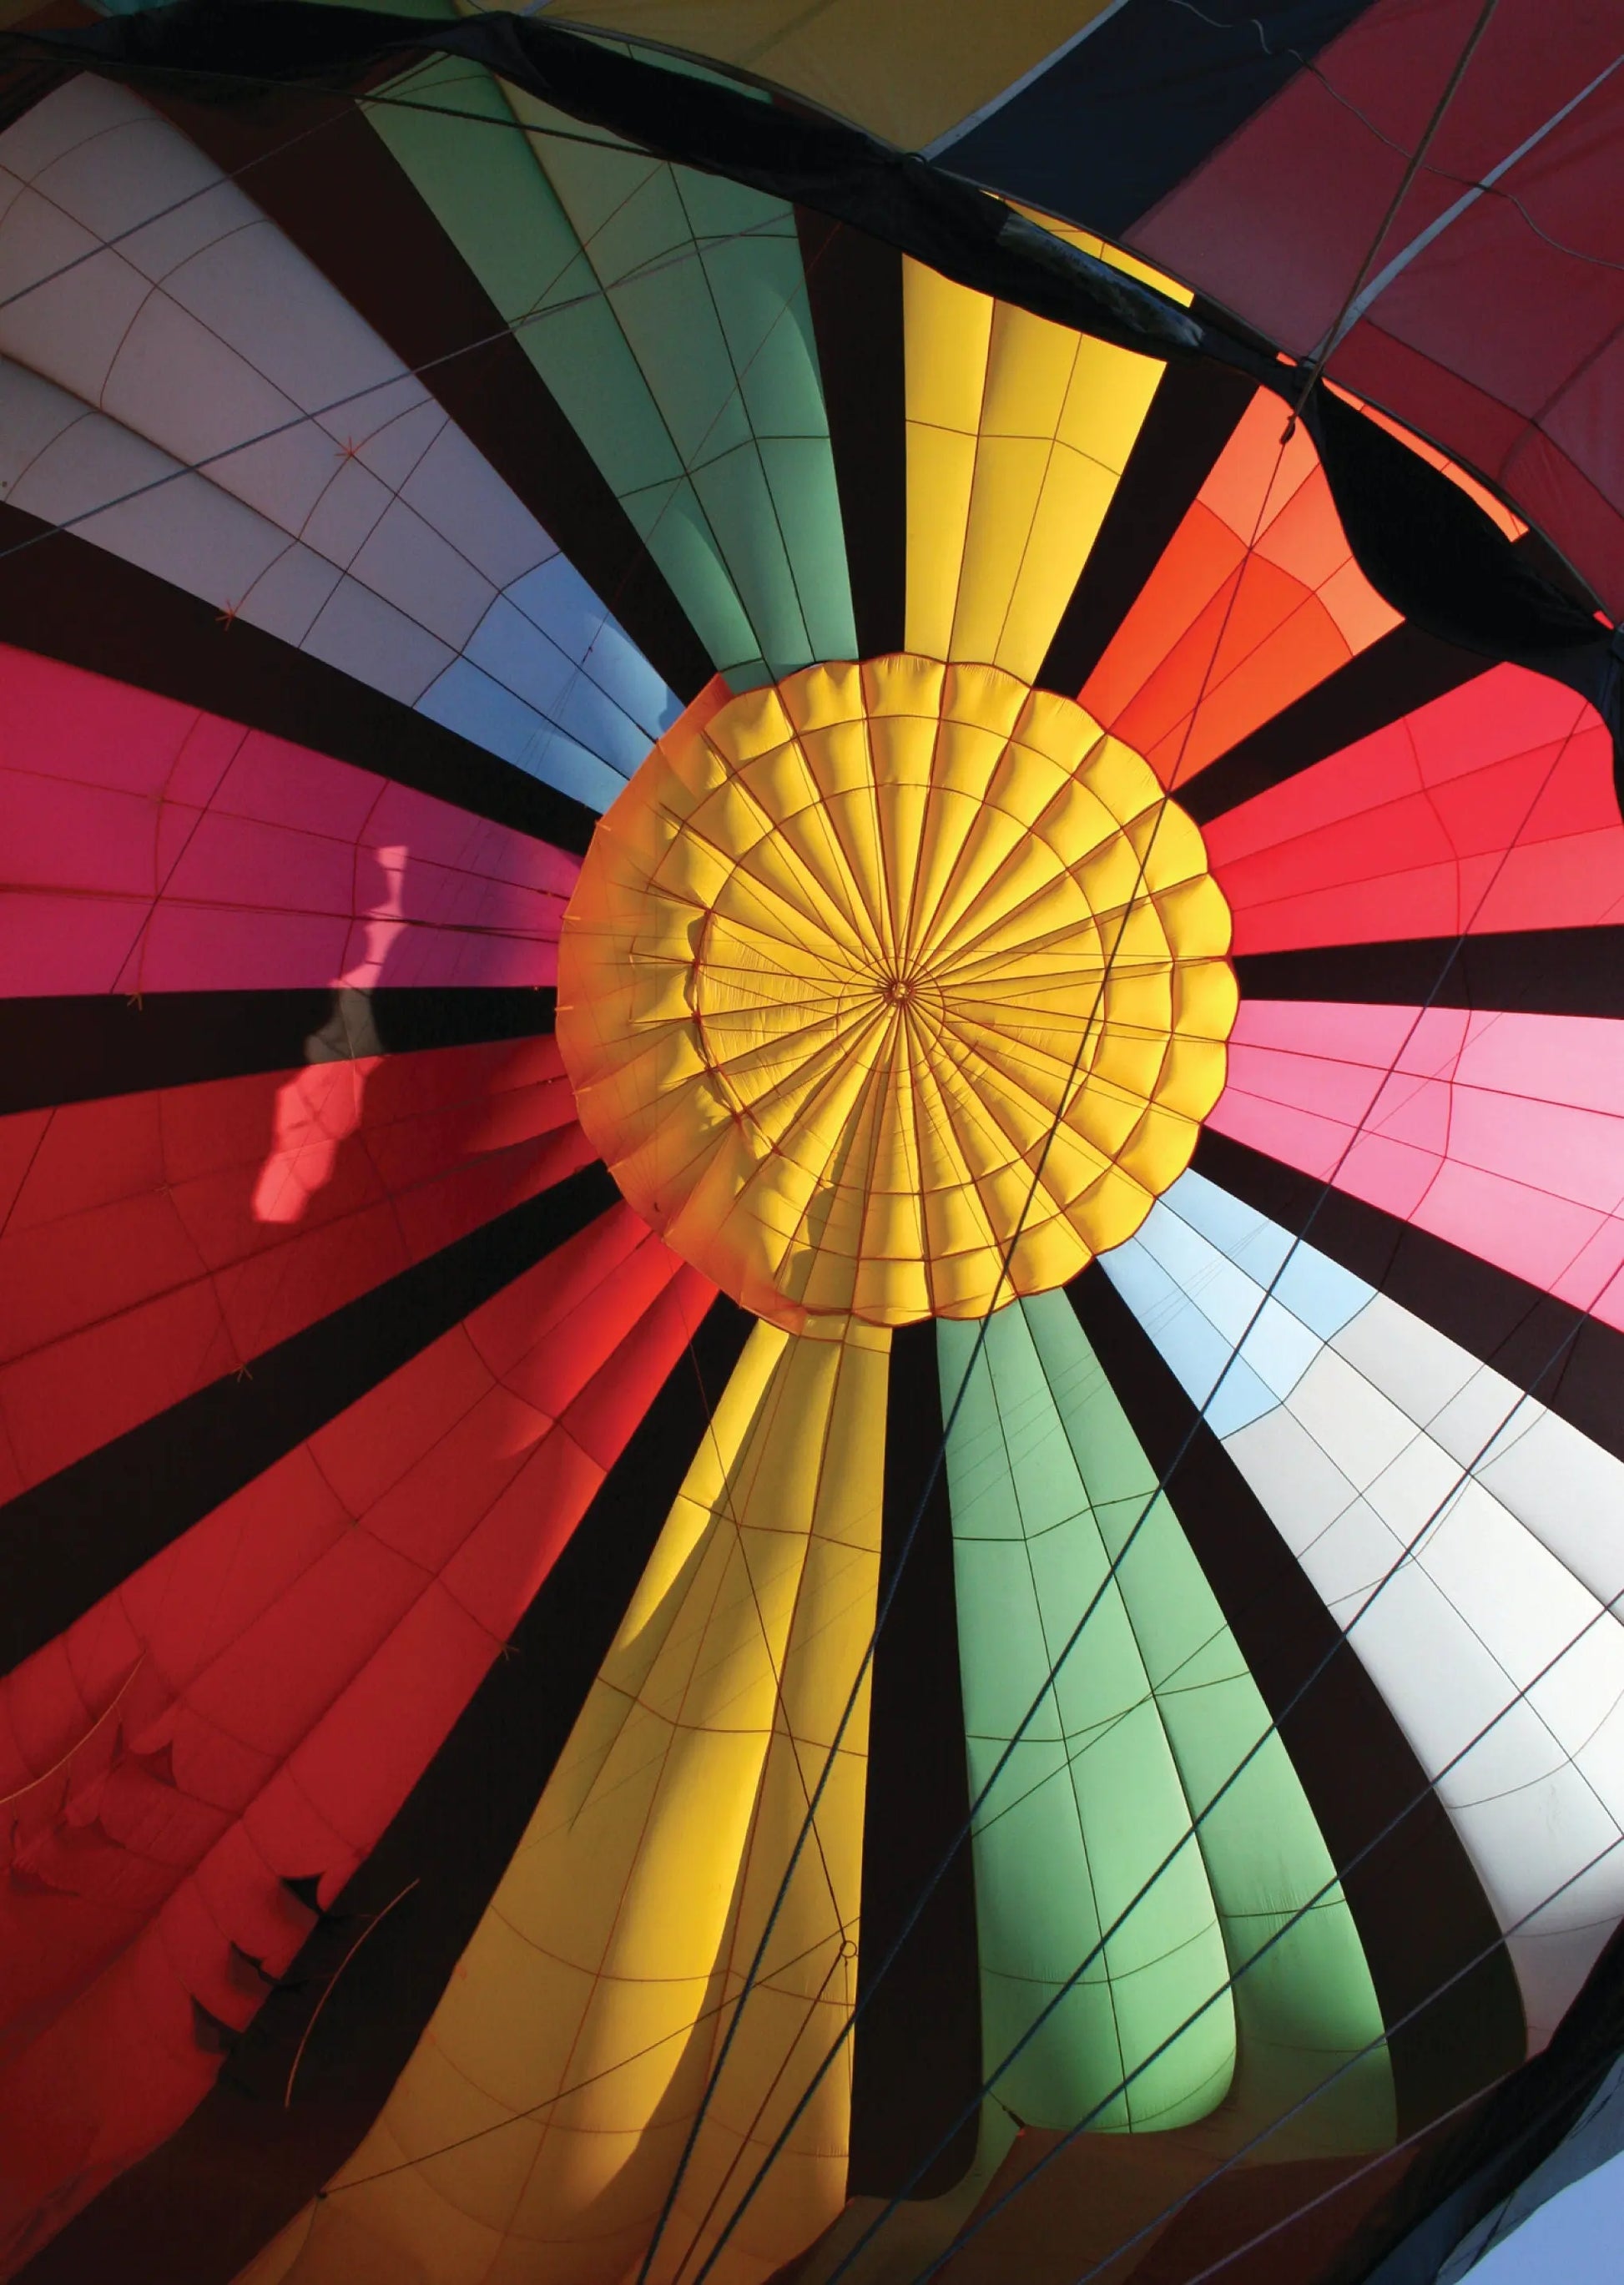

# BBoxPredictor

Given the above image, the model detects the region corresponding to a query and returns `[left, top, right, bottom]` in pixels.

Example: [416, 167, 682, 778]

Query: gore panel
[1211, 1001, 1624, 1331]
[1037, 359, 1253, 698]
[1183, 623, 1486, 825]
[0, 1041, 589, 1494]
[1069, 1268, 1525, 2135]
[1193, 1127, 1624, 1469]
[0, 1222, 709, 2272]
[0, 511, 596, 851]
[141, 85, 713, 702]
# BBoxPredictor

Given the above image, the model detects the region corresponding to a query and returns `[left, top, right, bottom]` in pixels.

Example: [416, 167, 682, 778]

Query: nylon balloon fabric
[2, 17, 1624, 2285]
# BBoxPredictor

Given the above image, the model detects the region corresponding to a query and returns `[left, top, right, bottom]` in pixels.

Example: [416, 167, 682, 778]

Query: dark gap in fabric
[946, 0, 1378, 240]
[1327, 1924, 1624, 2285]
[1306, 389, 1608, 663]
[1301, 388, 1624, 771]
[915, 2129, 1423, 2285]
[0, 986, 556, 1113]
[143, 87, 714, 702]
[0, 1162, 618, 1672]
[795, 209, 908, 661]
[1235, 931, 1624, 1020]
[848, 1319, 981, 2201]
[1181, 622, 1488, 825]
[0, 506, 598, 855]
[0, 0, 82, 135]
[1067, 1265, 1526, 2137]
[15, 1295, 756, 2285]
[0, 56, 68, 131]
[1036, 359, 1254, 698]
[1122, 2147, 1414, 2285]
[1193, 1128, 1624, 1468]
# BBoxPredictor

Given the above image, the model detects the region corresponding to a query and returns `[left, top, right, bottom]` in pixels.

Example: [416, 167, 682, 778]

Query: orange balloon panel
[1082, 391, 1401, 786]
[557, 658, 1237, 1333]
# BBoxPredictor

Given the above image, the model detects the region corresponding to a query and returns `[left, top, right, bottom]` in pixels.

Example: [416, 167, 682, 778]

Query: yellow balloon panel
[240, 1320, 888, 2285]
[557, 660, 1236, 1334]
[903, 232, 1190, 683]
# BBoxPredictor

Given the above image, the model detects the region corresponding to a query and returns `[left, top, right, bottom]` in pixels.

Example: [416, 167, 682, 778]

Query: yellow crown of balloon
[558, 655, 1237, 1335]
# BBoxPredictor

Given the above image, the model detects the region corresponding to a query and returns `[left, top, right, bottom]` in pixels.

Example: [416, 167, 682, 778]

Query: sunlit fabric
[941, 1290, 1393, 2148]
[0, 14, 1622, 2285]
[1082, 391, 1401, 787]
[1208, 667, 1616, 951]
[358, 51, 853, 691]
[1105, 1169, 1624, 2047]
[557, 658, 1234, 1331]
[1212, 1002, 1624, 1327]
[0, 77, 678, 809]
[902, 236, 1182, 679]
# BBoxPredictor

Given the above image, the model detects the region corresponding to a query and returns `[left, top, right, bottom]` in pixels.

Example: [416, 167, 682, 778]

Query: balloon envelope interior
[0, 12, 1621, 2285]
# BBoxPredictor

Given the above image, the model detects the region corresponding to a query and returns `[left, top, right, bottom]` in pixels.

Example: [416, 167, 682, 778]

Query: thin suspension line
[794, 699, 1604, 2282]
[1284, 0, 1501, 431]
[687, 703, 1596, 2283]
[10, 35, 1602, 2282]
[883, 1254, 1613, 2285]
[941, 1826, 1624, 2285]
[644, 418, 1304, 2285]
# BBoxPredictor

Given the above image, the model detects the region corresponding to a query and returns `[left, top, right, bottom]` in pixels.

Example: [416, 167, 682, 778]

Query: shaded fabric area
[1344, 1933, 1624, 2284]
[1132, 0, 1624, 628]
[0, 987, 559, 1114]
[11, 1299, 755, 2285]
[0, 1198, 711, 2269]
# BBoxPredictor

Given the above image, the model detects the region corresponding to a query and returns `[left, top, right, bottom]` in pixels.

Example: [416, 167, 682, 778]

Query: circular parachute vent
[557, 656, 1235, 1333]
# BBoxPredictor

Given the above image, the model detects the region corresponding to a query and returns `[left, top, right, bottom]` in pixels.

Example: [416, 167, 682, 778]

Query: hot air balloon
[0, 6, 1622, 2285]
